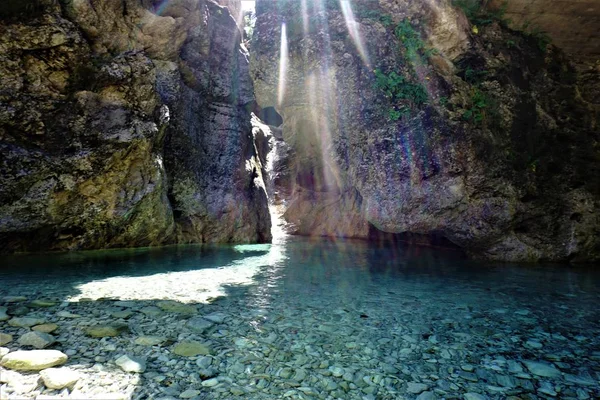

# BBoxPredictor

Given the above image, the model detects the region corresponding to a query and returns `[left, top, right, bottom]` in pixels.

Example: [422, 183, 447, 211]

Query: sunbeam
[340, 0, 371, 68]
[277, 22, 289, 107]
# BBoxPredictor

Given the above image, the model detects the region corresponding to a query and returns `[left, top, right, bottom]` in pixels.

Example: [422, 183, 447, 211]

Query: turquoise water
[1, 237, 599, 398]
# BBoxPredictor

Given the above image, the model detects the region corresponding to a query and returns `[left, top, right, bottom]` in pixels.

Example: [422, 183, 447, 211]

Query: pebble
[186, 316, 214, 333]
[0, 350, 67, 370]
[0, 332, 13, 346]
[85, 324, 128, 338]
[201, 378, 219, 387]
[17, 331, 56, 349]
[464, 393, 487, 400]
[134, 336, 166, 346]
[40, 367, 80, 389]
[407, 382, 429, 394]
[0, 307, 8, 321]
[417, 392, 437, 400]
[32, 323, 59, 333]
[115, 354, 146, 373]
[8, 317, 45, 328]
[522, 360, 561, 378]
[172, 341, 212, 357]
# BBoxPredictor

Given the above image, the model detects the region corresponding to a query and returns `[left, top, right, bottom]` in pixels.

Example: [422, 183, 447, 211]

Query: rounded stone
[40, 367, 80, 389]
[18, 331, 56, 349]
[0, 350, 68, 371]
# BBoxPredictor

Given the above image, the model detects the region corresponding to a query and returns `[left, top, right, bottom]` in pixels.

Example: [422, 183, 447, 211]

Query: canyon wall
[251, 0, 600, 262]
[0, 0, 270, 252]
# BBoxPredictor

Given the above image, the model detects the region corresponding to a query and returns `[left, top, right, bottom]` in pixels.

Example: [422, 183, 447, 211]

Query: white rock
[0, 350, 67, 371]
[115, 354, 146, 373]
[40, 367, 80, 389]
[201, 378, 219, 387]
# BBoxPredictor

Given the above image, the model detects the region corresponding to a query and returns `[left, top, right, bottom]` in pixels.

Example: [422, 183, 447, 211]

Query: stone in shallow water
[407, 382, 428, 394]
[157, 301, 197, 314]
[0, 350, 67, 370]
[115, 354, 146, 373]
[85, 324, 128, 338]
[8, 317, 45, 327]
[186, 316, 214, 333]
[464, 394, 487, 400]
[135, 336, 167, 346]
[180, 389, 200, 399]
[3, 296, 27, 303]
[201, 378, 219, 387]
[32, 323, 59, 333]
[417, 392, 437, 400]
[173, 341, 212, 357]
[40, 367, 80, 389]
[203, 312, 227, 323]
[0, 333, 13, 346]
[0, 306, 9, 321]
[56, 311, 81, 318]
[111, 310, 133, 319]
[140, 306, 163, 316]
[29, 299, 57, 307]
[522, 360, 561, 378]
[18, 331, 56, 349]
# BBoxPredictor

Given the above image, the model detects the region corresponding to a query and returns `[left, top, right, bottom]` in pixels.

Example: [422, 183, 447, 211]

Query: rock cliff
[0, 0, 270, 252]
[251, 0, 600, 261]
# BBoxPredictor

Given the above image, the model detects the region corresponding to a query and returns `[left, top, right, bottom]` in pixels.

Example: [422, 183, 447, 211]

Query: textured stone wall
[0, 0, 270, 252]
[489, 0, 600, 65]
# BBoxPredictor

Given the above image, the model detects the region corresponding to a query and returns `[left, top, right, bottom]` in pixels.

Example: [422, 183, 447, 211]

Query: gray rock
[186, 317, 214, 333]
[8, 317, 45, 327]
[18, 331, 56, 349]
[179, 389, 200, 399]
[407, 382, 428, 394]
[203, 312, 228, 323]
[417, 392, 437, 400]
[201, 378, 219, 387]
[115, 354, 146, 373]
[0, 306, 8, 321]
[134, 336, 167, 346]
[464, 394, 487, 400]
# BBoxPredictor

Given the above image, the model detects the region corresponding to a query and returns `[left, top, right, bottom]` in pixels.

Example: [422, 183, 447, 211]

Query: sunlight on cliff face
[277, 22, 288, 107]
[340, 0, 371, 68]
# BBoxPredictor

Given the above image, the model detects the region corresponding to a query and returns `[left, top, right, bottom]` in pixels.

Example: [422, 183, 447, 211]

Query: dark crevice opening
[259, 106, 283, 127]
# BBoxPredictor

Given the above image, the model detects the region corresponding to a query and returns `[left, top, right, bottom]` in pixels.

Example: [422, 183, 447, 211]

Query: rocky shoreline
[1, 288, 599, 399]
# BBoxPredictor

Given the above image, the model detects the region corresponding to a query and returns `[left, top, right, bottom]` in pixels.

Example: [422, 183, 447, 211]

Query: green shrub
[374, 69, 428, 120]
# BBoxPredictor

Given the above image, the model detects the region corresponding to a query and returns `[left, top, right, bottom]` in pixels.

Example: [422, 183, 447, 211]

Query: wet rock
[29, 299, 57, 308]
[17, 331, 56, 349]
[0, 350, 67, 370]
[172, 341, 212, 357]
[186, 316, 215, 333]
[522, 361, 561, 378]
[417, 392, 437, 400]
[203, 312, 228, 323]
[8, 317, 45, 328]
[84, 324, 128, 338]
[40, 367, 80, 389]
[115, 354, 146, 373]
[157, 301, 197, 315]
[179, 389, 200, 398]
[0, 333, 13, 346]
[407, 382, 429, 394]
[464, 393, 487, 400]
[201, 378, 219, 387]
[3, 296, 27, 303]
[0, 306, 8, 321]
[135, 336, 167, 346]
[32, 323, 59, 333]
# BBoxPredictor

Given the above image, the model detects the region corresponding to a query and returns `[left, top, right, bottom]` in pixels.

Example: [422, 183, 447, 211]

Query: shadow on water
[1, 237, 600, 398]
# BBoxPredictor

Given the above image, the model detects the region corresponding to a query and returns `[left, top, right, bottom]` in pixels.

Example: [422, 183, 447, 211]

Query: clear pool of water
[1, 236, 599, 399]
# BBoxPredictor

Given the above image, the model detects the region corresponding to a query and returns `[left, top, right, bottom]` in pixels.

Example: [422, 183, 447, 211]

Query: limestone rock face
[251, 0, 600, 261]
[0, 0, 270, 252]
